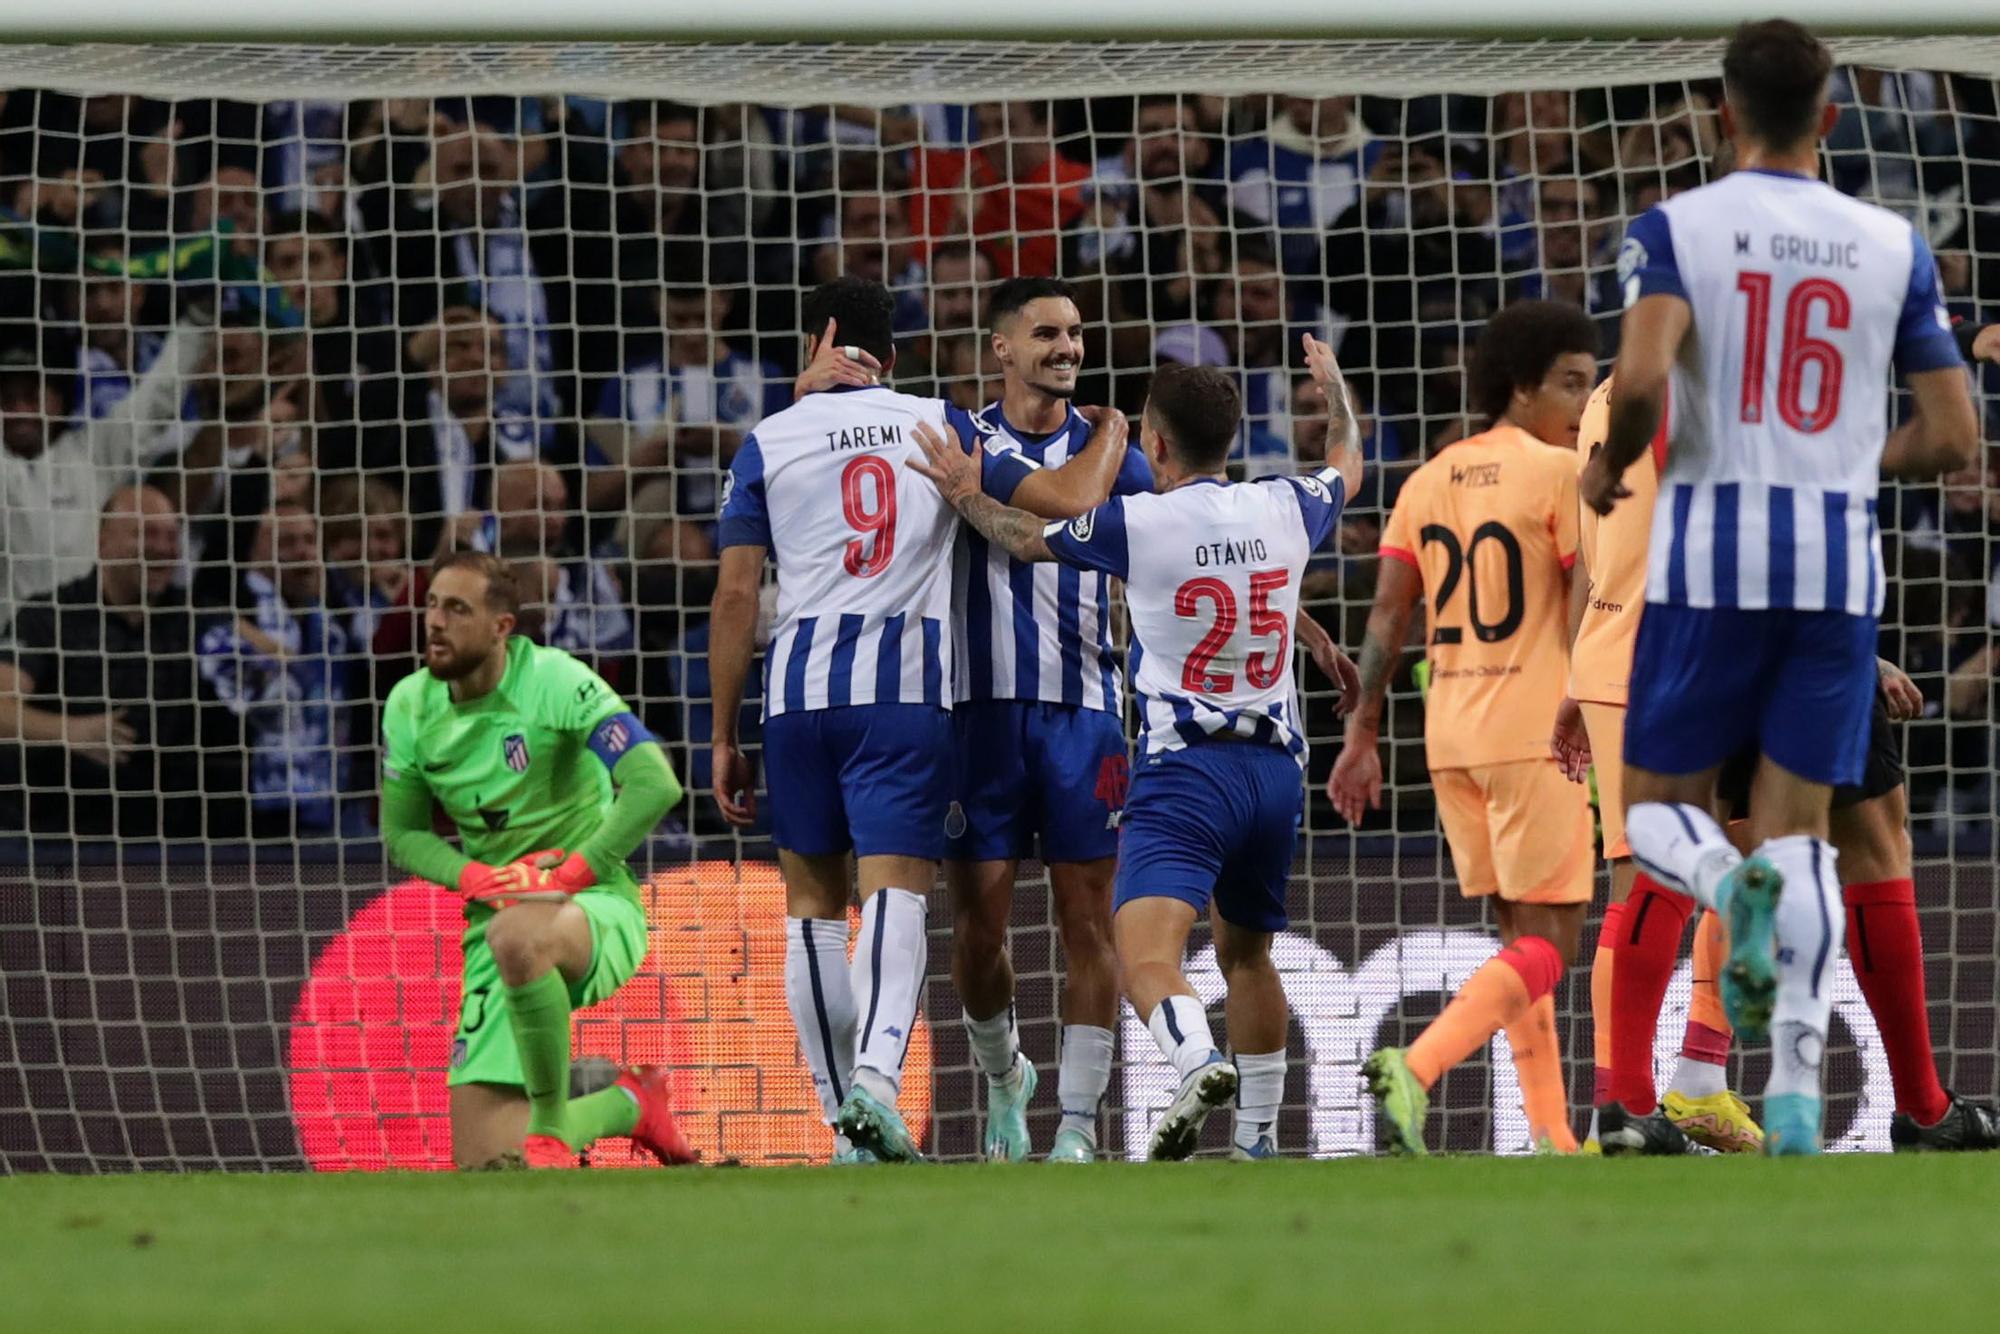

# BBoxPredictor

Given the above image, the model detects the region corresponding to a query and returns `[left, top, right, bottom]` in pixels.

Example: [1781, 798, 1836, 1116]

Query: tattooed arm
[1327, 555, 1423, 825]
[910, 420, 1055, 563]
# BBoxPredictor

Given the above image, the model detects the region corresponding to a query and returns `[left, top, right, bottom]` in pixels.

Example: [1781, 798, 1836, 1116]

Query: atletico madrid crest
[503, 733, 530, 773]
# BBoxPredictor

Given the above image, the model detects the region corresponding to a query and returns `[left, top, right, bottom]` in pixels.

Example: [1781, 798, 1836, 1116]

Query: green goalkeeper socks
[503, 971, 574, 1141]
[566, 1086, 641, 1150]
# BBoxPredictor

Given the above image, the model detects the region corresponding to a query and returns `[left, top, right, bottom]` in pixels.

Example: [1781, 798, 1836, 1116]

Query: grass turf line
[6, 1156, 1998, 1332]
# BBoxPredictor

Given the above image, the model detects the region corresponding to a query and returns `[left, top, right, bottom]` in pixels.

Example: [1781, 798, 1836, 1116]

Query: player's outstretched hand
[1327, 741, 1383, 826]
[1579, 449, 1630, 516]
[909, 421, 981, 508]
[792, 317, 883, 400]
[1550, 696, 1592, 783]
[1877, 658, 1924, 722]
[713, 741, 758, 827]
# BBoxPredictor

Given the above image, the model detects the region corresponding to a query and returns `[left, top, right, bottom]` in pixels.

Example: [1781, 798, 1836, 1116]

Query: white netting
[0, 45, 1993, 1171]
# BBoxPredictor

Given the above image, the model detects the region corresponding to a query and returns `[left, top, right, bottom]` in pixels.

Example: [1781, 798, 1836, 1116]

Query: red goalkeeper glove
[543, 851, 596, 893]
[458, 849, 568, 906]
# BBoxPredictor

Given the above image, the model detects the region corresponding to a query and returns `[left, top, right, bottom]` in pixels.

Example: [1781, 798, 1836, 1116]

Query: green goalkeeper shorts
[447, 890, 649, 1089]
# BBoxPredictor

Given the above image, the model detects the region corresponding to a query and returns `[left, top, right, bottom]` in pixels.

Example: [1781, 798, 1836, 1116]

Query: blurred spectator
[391, 114, 571, 429]
[0, 484, 238, 838]
[1325, 139, 1499, 424]
[73, 237, 168, 421]
[197, 500, 355, 839]
[926, 332, 1003, 413]
[1826, 69, 1959, 223]
[1084, 96, 1225, 266]
[1213, 241, 1294, 474]
[913, 100, 1089, 278]
[900, 243, 993, 391]
[1491, 91, 1580, 267]
[367, 305, 557, 559]
[320, 472, 420, 688]
[1227, 96, 1382, 297]
[814, 188, 927, 335]
[0, 323, 208, 634]
[487, 460, 635, 682]
[1511, 175, 1622, 321]
[588, 284, 784, 526]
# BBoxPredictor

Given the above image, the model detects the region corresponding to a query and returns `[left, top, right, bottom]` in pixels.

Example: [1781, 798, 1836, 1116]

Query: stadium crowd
[0, 81, 1994, 847]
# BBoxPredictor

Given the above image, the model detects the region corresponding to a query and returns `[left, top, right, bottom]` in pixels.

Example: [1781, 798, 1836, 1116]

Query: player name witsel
[1193, 537, 1271, 567]
[827, 422, 903, 451]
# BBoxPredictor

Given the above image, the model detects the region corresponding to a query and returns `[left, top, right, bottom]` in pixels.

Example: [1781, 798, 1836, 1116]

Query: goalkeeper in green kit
[380, 551, 696, 1169]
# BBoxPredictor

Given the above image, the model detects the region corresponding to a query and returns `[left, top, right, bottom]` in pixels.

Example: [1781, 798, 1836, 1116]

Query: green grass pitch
[7, 1155, 1998, 1332]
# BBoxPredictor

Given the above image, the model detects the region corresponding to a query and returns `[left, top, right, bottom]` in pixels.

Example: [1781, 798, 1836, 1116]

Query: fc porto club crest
[503, 732, 531, 773]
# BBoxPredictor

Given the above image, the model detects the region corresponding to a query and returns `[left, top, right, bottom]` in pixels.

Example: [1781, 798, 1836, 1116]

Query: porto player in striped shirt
[1582, 19, 1978, 1153]
[710, 277, 1129, 1163]
[914, 359, 1363, 1161]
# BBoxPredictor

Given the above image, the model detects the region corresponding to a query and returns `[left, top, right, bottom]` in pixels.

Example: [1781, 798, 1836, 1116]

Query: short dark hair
[802, 276, 897, 364]
[1722, 19, 1832, 150]
[1468, 300, 1600, 422]
[1145, 364, 1241, 470]
[988, 276, 1076, 331]
[430, 549, 520, 617]
[628, 99, 699, 136]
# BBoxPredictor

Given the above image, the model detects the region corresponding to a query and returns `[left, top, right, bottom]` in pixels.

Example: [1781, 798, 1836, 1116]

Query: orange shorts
[1433, 758, 1595, 905]
[1578, 701, 1629, 859]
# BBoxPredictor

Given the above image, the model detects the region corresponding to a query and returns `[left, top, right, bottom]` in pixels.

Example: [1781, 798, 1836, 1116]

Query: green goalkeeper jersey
[382, 637, 646, 914]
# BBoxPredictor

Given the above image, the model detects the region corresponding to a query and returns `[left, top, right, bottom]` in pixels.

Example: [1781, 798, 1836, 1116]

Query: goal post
[0, 10, 1994, 1172]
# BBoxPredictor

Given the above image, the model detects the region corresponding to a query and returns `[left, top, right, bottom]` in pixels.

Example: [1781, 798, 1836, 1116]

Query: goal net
[1, 27, 1996, 1170]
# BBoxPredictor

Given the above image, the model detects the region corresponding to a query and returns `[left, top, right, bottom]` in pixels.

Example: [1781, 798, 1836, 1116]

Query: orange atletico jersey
[1568, 378, 1666, 707]
[1379, 424, 1580, 771]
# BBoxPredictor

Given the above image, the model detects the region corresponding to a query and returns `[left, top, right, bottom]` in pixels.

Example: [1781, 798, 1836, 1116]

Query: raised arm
[1302, 333, 1364, 498]
[86, 322, 213, 480]
[910, 421, 1055, 563]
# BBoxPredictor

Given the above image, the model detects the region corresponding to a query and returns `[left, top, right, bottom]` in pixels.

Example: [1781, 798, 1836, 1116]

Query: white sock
[1057, 1024, 1115, 1144]
[1146, 995, 1220, 1082]
[964, 1005, 1021, 1082]
[1232, 1049, 1286, 1151]
[1760, 835, 1844, 1102]
[784, 915, 855, 1124]
[1668, 1056, 1728, 1099]
[851, 889, 930, 1102]
[1625, 802, 1743, 912]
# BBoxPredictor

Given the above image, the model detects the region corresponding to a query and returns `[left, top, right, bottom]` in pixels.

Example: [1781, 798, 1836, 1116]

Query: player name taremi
[1193, 538, 1271, 567]
[827, 423, 904, 451]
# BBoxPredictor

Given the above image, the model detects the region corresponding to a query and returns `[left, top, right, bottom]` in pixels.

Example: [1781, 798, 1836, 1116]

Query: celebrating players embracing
[1334, 301, 1598, 1155]
[709, 277, 1128, 1163]
[915, 355, 1363, 1161]
[937, 278, 1156, 1163]
[1582, 18, 1979, 1154]
[381, 550, 694, 1170]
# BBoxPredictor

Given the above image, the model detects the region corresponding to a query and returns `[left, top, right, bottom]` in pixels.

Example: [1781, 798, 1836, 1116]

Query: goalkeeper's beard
[425, 636, 498, 682]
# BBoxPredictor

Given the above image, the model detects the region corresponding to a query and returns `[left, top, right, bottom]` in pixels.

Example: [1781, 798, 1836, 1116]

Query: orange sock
[1406, 935, 1564, 1088]
[1505, 994, 1578, 1151]
[1590, 901, 1625, 1106]
[1688, 909, 1733, 1039]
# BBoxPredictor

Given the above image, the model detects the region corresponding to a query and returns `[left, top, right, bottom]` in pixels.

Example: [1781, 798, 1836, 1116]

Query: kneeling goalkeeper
[381, 550, 695, 1169]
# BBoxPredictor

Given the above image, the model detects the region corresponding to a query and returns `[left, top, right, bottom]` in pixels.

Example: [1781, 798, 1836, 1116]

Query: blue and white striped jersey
[1043, 467, 1346, 762]
[1619, 168, 1963, 616]
[952, 402, 1154, 713]
[718, 385, 1033, 719]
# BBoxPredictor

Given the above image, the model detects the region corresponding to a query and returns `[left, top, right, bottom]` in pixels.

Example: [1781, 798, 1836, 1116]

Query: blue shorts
[1625, 603, 1877, 788]
[762, 704, 952, 860]
[1113, 741, 1303, 933]
[947, 700, 1128, 864]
